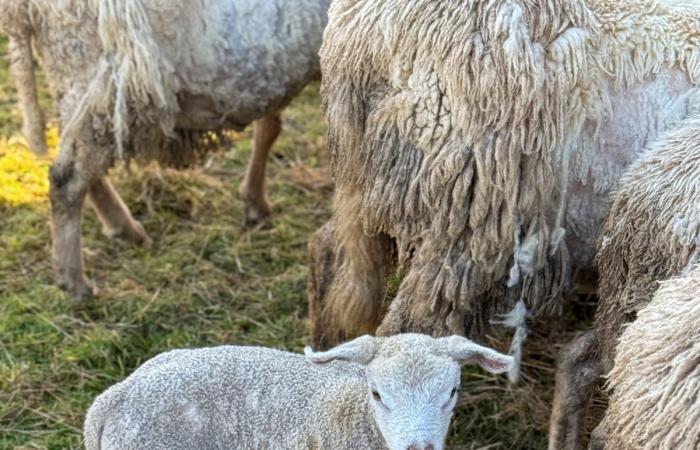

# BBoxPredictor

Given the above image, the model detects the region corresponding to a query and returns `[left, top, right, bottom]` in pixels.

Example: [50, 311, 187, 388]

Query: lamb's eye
[450, 387, 458, 398]
[372, 390, 382, 402]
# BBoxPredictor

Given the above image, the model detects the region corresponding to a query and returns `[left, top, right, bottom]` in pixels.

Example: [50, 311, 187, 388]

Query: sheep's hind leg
[548, 330, 602, 450]
[308, 222, 342, 349]
[240, 113, 282, 225]
[88, 177, 152, 247]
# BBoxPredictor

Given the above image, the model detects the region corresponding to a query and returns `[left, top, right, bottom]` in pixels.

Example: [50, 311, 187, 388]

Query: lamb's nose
[407, 445, 434, 450]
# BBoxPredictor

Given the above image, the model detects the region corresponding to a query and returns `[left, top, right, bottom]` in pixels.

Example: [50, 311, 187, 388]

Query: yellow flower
[0, 126, 59, 206]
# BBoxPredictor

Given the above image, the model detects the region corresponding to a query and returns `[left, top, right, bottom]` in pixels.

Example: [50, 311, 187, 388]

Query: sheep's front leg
[548, 330, 602, 450]
[50, 156, 95, 299]
[88, 177, 151, 247]
[308, 221, 341, 348]
[309, 190, 394, 348]
[240, 113, 282, 225]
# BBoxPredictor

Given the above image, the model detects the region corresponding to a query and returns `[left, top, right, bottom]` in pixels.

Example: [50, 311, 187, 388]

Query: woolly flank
[599, 266, 700, 450]
[315, 0, 700, 347]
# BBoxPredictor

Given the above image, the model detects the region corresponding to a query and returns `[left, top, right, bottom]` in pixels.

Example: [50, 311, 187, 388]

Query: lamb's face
[365, 350, 460, 450]
[305, 334, 514, 450]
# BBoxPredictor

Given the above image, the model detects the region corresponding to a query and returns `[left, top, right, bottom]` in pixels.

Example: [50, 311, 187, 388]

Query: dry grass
[0, 34, 595, 450]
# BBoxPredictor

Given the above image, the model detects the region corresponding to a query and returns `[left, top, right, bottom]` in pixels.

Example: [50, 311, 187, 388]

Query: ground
[0, 35, 564, 449]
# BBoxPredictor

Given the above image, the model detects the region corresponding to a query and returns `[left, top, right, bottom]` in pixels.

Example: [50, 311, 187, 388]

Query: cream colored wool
[599, 266, 700, 450]
[315, 0, 700, 347]
[595, 113, 700, 365]
[0, 0, 177, 160]
[549, 112, 700, 450]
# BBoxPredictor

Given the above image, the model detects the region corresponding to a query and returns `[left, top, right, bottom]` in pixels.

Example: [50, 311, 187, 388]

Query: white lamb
[83, 334, 513, 450]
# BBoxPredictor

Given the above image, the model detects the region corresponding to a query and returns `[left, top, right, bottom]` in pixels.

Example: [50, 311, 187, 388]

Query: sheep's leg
[240, 113, 282, 225]
[377, 288, 448, 337]
[308, 221, 342, 348]
[88, 177, 151, 247]
[548, 330, 602, 450]
[7, 31, 47, 155]
[309, 191, 394, 348]
[50, 151, 97, 299]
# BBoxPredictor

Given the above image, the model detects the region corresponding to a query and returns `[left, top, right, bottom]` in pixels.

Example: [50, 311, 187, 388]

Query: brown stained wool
[597, 266, 700, 450]
[313, 0, 700, 349]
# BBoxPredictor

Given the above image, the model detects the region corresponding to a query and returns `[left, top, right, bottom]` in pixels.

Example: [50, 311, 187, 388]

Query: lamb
[548, 113, 700, 449]
[309, 0, 700, 359]
[0, 0, 330, 297]
[83, 334, 514, 450]
[591, 266, 700, 450]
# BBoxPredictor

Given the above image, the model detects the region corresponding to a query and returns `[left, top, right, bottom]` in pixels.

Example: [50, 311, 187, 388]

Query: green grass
[0, 35, 560, 449]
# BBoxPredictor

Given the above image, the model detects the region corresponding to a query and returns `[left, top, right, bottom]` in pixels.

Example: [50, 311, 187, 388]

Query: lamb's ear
[305, 335, 381, 366]
[440, 336, 514, 374]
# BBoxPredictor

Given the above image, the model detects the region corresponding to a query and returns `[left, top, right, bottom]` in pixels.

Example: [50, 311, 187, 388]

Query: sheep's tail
[7, 28, 47, 155]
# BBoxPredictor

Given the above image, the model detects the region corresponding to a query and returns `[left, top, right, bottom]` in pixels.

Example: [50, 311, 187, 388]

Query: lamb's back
[90, 346, 366, 450]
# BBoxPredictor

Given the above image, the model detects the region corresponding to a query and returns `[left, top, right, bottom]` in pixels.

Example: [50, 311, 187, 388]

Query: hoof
[126, 221, 153, 249]
[57, 274, 95, 301]
[244, 200, 272, 227]
[103, 220, 153, 248]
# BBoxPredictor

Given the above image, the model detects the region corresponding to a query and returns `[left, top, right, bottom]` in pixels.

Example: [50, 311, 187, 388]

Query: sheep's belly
[156, 0, 324, 130]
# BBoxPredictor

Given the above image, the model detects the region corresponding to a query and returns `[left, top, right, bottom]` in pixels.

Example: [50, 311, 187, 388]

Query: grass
[0, 34, 581, 449]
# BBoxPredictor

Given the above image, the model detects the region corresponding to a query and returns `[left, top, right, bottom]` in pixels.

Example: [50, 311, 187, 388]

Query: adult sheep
[549, 114, 700, 449]
[309, 0, 700, 358]
[589, 266, 700, 450]
[0, 0, 330, 297]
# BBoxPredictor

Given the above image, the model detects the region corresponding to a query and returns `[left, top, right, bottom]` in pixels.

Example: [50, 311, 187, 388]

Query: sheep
[590, 266, 700, 450]
[83, 333, 514, 450]
[0, 0, 330, 297]
[309, 0, 700, 359]
[548, 113, 700, 450]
